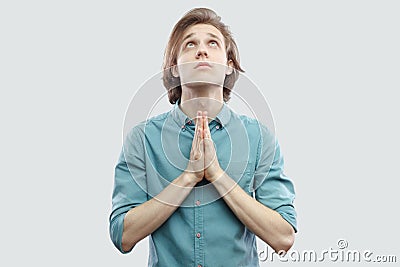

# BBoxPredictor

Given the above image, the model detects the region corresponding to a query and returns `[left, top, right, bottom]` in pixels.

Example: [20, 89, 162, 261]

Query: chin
[181, 74, 225, 88]
[183, 81, 224, 90]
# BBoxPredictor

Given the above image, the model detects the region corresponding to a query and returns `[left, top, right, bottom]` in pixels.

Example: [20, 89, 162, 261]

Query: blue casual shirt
[109, 102, 297, 267]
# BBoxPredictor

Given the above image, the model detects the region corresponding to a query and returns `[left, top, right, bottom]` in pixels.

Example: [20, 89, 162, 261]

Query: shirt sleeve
[109, 125, 148, 253]
[253, 125, 297, 232]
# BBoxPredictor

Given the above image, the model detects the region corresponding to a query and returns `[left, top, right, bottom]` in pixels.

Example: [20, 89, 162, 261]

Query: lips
[194, 62, 212, 69]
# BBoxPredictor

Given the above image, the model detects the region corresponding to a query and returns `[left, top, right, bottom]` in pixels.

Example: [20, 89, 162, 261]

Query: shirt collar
[171, 98, 231, 128]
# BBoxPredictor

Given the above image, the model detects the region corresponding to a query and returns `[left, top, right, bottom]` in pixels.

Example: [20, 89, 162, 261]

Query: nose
[196, 46, 208, 58]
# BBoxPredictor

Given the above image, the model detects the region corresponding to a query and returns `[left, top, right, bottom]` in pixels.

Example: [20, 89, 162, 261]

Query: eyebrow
[181, 32, 223, 44]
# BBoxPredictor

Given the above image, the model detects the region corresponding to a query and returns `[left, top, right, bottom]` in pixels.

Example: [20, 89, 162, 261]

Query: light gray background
[1, 0, 399, 266]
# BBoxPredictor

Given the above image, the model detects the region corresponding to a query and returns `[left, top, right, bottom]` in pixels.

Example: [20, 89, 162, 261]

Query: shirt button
[216, 125, 220, 130]
[196, 232, 201, 238]
[195, 200, 201, 206]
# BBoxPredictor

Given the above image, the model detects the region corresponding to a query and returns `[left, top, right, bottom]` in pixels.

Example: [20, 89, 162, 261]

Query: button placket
[194, 186, 204, 266]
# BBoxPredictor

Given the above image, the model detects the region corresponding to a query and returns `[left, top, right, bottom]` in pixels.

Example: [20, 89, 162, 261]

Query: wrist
[178, 172, 198, 187]
[208, 168, 225, 183]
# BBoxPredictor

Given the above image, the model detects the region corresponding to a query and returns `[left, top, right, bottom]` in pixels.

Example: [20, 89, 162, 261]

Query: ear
[171, 65, 179, 78]
[225, 60, 234, 75]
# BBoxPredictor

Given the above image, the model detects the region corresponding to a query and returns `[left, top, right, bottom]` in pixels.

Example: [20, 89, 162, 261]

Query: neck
[179, 84, 224, 120]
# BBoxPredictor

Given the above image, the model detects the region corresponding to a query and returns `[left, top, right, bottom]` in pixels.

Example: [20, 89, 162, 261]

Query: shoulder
[231, 112, 274, 140]
[145, 111, 170, 124]
[127, 110, 171, 136]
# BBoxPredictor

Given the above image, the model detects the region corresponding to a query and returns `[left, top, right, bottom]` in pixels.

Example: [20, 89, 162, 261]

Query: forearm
[121, 172, 196, 252]
[212, 172, 295, 252]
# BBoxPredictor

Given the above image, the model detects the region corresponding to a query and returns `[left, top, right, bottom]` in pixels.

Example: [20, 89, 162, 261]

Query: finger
[194, 111, 203, 156]
[195, 110, 201, 130]
[190, 111, 201, 157]
[199, 110, 205, 139]
[199, 129, 204, 152]
[203, 111, 211, 139]
[197, 110, 203, 140]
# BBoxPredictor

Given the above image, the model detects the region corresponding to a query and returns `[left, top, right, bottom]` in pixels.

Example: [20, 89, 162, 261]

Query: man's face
[174, 24, 232, 88]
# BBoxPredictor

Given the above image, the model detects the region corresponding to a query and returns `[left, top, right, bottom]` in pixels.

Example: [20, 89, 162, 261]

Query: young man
[110, 8, 297, 267]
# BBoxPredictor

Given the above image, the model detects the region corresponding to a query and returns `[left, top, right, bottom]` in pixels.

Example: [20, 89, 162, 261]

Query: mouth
[194, 62, 212, 69]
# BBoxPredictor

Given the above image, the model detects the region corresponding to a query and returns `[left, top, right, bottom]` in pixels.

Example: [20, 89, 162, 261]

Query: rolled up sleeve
[254, 125, 297, 232]
[109, 126, 148, 253]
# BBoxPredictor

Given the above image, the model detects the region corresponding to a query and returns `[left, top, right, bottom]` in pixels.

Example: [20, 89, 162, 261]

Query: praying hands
[185, 111, 224, 183]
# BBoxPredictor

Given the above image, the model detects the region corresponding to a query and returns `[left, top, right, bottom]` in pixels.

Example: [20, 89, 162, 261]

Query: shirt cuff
[275, 204, 298, 233]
